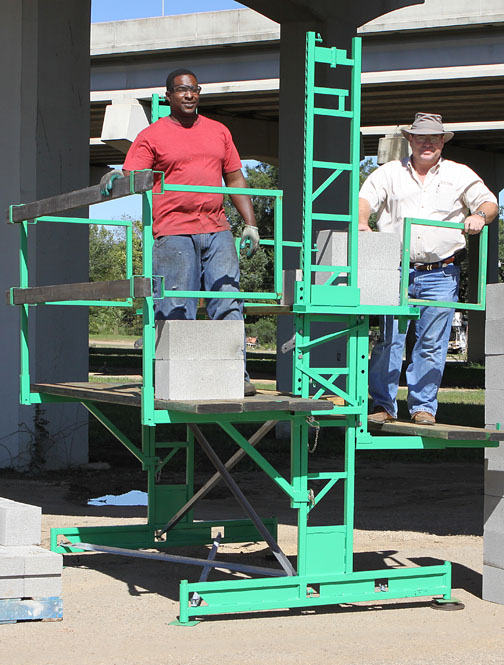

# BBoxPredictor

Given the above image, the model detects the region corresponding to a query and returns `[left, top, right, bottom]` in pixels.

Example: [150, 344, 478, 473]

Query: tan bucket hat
[401, 112, 454, 142]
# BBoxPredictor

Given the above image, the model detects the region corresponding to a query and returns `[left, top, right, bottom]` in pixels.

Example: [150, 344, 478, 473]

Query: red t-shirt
[123, 115, 242, 237]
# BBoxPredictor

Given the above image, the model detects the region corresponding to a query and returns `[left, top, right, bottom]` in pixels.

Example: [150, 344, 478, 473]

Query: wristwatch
[474, 210, 487, 222]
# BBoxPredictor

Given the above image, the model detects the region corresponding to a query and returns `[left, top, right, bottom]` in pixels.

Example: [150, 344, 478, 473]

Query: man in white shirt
[359, 112, 498, 425]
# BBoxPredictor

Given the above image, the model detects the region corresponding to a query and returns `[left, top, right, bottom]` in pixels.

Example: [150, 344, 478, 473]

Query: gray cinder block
[155, 359, 243, 401]
[155, 320, 244, 361]
[154, 320, 245, 400]
[315, 230, 400, 306]
[281, 270, 302, 306]
[485, 390, 504, 429]
[0, 499, 41, 546]
[485, 320, 504, 356]
[486, 355, 504, 390]
[484, 529, 504, 569]
[486, 284, 504, 321]
[483, 494, 504, 532]
[483, 563, 504, 604]
[316, 230, 400, 271]
[0, 546, 62, 599]
[357, 269, 400, 306]
[485, 460, 504, 498]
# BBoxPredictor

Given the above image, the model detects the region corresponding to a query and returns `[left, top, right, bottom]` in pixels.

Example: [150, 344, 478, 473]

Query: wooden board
[31, 382, 335, 415]
[367, 419, 504, 441]
[7, 171, 153, 223]
[8, 277, 151, 305]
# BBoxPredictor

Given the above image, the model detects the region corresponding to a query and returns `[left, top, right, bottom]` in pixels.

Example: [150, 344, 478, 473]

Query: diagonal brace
[188, 424, 296, 577]
[156, 420, 277, 538]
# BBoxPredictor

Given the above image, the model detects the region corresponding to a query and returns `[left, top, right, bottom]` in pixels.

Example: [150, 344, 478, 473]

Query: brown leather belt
[411, 256, 455, 271]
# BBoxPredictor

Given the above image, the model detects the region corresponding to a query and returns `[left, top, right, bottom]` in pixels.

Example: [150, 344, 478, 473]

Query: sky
[91, 0, 245, 23]
[90, 1, 251, 220]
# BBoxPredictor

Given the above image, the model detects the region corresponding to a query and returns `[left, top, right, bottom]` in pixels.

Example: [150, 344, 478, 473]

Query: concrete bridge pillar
[0, 0, 90, 469]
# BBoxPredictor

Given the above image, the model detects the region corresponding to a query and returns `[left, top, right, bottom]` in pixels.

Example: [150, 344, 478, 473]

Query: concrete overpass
[89, 2, 504, 166]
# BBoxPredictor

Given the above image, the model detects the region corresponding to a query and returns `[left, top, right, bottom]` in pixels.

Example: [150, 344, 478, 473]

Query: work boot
[411, 411, 436, 425]
[368, 407, 396, 424]
[244, 380, 257, 397]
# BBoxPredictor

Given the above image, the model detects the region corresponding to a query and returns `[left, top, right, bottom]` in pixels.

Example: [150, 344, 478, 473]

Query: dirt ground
[2, 456, 504, 665]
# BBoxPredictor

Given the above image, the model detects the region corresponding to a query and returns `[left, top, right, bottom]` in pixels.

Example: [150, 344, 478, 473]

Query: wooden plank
[7, 171, 153, 223]
[8, 278, 151, 305]
[368, 419, 491, 440]
[31, 382, 333, 414]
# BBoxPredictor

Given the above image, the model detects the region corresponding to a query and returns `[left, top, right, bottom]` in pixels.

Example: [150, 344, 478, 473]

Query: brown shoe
[411, 411, 436, 425]
[368, 407, 396, 424]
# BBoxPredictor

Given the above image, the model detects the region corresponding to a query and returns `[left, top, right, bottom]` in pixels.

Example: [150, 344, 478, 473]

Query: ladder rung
[313, 87, 349, 97]
[314, 108, 353, 118]
[312, 213, 351, 222]
[313, 161, 352, 170]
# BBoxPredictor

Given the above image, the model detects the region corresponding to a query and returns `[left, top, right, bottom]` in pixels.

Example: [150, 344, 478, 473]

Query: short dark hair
[166, 68, 197, 91]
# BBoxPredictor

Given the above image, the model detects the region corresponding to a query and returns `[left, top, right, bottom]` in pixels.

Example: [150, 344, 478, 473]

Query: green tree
[89, 220, 143, 335]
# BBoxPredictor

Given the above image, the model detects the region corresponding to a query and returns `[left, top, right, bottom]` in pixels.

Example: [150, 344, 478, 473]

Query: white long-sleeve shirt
[359, 156, 497, 263]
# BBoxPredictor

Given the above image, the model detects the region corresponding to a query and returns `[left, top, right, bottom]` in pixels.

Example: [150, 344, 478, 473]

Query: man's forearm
[358, 197, 372, 231]
[229, 193, 256, 226]
[477, 201, 499, 224]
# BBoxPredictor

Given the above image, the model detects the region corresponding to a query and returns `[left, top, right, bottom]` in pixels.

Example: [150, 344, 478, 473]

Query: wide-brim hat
[401, 112, 454, 142]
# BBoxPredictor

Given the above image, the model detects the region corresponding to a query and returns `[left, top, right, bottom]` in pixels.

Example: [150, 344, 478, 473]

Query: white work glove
[100, 169, 124, 196]
[240, 225, 260, 258]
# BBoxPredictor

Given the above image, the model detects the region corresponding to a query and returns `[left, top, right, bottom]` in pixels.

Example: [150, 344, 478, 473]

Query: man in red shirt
[112, 69, 259, 395]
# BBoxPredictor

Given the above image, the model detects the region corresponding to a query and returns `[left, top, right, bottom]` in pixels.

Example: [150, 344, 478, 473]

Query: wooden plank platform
[31, 382, 335, 415]
[8, 277, 151, 305]
[367, 419, 504, 441]
[7, 171, 153, 222]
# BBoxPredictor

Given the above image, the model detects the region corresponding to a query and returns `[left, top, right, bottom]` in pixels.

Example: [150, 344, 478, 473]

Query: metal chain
[305, 415, 320, 453]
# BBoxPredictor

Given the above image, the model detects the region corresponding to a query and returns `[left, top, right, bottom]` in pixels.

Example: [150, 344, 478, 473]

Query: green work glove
[240, 225, 260, 258]
[100, 169, 123, 196]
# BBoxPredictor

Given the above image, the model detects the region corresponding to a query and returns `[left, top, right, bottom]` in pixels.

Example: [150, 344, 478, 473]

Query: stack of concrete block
[0, 498, 62, 602]
[315, 230, 401, 306]
[483, 283, 504, 603]
[281, 269, 302, 306]
[155, 320, 245, 401]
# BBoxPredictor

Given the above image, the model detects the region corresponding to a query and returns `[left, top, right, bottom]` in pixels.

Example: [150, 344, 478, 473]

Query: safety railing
[400, 217, 488, 310]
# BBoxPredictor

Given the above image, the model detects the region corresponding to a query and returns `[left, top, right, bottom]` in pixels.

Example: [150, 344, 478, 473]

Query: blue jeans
[152, 231, 249, 380]
[369, 264, 460, 417]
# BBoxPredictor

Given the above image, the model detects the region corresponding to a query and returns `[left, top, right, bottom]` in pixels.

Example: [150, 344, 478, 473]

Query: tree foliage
[89, 220, 143, 335]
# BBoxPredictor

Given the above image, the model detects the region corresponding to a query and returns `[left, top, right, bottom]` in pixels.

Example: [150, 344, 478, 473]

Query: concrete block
[0, 499, 41, 546]
[485, 319, 504, 356]
[484, 529, 504, 569]
[483, 494, 504, 532]
[155, 320, 244, 361]
[0, 546, 62, 600]
[485, 456, 504, 497]
[483, 563, 504, 604]
[155, 320, 245, 400]
[486, 355, 504, 390]
[485, 443, 504, 465]
[24, 575, 62, 598]
[0, 577, 24, 599]
[486, 283, 504, 321]
[358, 269, 400, 306]
[315, 231, 400, 306]
[281, 269, 302, 306]
[316, 230, 400, 271]
[485, 390, 504, 428]
[155, 359, 243, 401]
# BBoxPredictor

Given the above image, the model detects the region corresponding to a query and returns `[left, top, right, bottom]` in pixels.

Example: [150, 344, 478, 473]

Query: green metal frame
[401, 217, 488, 310]
[8, 31, 496, 625]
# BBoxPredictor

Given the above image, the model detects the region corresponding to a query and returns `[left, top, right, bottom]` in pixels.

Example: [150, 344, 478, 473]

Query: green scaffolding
[8, 31, 500, 624]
